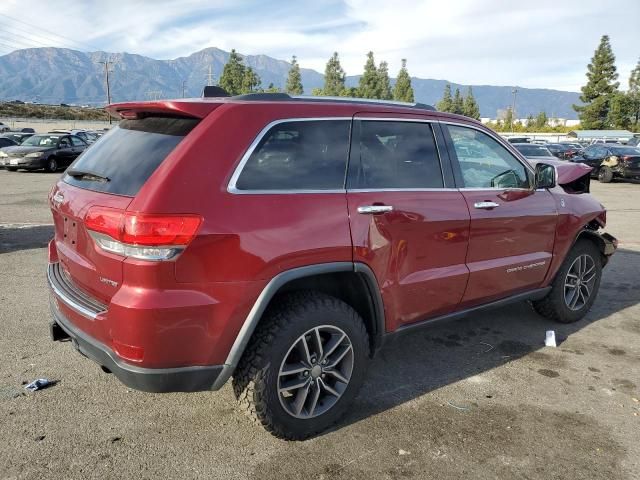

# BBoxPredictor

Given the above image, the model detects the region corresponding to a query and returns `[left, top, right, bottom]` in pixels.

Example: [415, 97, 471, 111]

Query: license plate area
[9, 159, 18, 165]
[63, 216, 79, 248]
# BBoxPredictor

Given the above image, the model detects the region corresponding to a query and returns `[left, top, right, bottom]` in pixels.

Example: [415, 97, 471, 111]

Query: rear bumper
[49, 299, 224, 392]
[47, 264, 225, 393]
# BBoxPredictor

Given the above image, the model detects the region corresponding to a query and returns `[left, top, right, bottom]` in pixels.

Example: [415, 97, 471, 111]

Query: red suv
[47, 94, 617, 439]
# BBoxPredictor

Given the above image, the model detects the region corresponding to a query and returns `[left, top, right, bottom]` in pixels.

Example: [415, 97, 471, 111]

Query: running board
[385, 287, 551, 340]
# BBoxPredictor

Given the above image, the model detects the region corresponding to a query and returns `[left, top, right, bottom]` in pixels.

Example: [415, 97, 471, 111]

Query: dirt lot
[0, 171, 638, 480]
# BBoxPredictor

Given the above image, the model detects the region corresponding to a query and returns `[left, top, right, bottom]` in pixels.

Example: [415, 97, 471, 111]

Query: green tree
[608, 92, 633, 129]
[393, 58, 414, 102]
[535, 111, 548, 129]
[377, 61, 393, 100]
[358, 51, 379, 99]
[451, 88, 464, 115]
[574, 35, 620, 129]
[241, 66, 261, 94]
[285, 55, 304, 95]
[526, 114, 535, 127]
[436, 84, 452, 112]
[264, 83, 281, 93]
[219, 49, 245, 95]
[462, 86, 480, 119]
[628, 58, 640, 128]
[320, 52, 346, 96]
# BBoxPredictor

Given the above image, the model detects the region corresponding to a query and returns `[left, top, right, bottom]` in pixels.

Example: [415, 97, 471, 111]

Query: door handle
[357, 205, 394, 214]
[474, 201, 500, 209]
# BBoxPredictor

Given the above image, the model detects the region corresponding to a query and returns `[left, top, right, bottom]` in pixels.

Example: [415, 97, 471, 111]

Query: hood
[2, 145, 56, 155]
[527, 157, 593, 185]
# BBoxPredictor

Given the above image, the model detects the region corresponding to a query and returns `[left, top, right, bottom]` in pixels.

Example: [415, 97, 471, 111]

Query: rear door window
[347, 120, 443, 189]
[233, 120, 350, 191]
[63, 116, 199, 196]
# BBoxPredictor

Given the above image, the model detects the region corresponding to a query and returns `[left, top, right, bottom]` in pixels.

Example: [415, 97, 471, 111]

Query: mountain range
[0, 47, 581, 119]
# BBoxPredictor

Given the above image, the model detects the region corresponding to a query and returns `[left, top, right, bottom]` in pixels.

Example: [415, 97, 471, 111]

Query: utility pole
[511, 87, 518, 132]
[145, 90, 163, 100]
[98, 59, 114, 124]
[206, 65, 214, 86]
[182, 80, 187, 98]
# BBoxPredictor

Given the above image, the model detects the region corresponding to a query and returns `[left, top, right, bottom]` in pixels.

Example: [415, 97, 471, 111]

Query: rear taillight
[84, 207, 202, 261]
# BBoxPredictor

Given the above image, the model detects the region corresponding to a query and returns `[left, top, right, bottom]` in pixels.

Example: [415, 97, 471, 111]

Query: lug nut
[303, 371, 309, 376]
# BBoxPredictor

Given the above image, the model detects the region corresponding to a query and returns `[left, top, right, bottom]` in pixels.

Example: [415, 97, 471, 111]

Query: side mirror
[535, 163, 556, 189]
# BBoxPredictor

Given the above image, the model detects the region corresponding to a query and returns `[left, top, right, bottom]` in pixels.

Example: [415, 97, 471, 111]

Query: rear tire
[532, 240, 602, 323]
[6, 167, 17, 172]
[598, 166, 613, 183]
[46, 157, 58, 173]
[232, 291, 370, 440]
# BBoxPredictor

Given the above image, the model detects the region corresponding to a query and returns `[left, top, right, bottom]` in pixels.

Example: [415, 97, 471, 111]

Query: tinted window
[348, 120, 443, 189]
[610, 146, 640, 155]
[447, 125, 531, 189]
[70, 136, 85, 147]
[235, 120, 350, 190]
[59, 137, 71, 148]
[63, 116, 198, 196]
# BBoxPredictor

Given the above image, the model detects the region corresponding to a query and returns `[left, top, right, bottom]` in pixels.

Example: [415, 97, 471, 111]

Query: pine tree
[219, 49, 246, 95]
[285, 55, 303, 95]
[436, 84, 453, 112]
[451, 88, 464, 115]
[241, 67, 261, 94]
[535, 111, 548, 129]
[358, 51, 379, 99]
[574, 35, 620, 129]
[393, 59, 414, 103]
[628, 58, 640, 128]
[321, 52, 346, 96]
[462, 86, 480, 119]
[376, 61, 393, 100]
[265, 83, 281, 93]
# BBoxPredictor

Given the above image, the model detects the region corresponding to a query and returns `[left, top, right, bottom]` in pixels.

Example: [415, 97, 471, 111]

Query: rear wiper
[66, 169, 110, 182]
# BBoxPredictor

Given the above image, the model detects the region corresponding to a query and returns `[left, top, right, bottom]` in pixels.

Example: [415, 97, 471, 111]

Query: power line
[0, 25, 83, 51]
[0, 13, 100, 52]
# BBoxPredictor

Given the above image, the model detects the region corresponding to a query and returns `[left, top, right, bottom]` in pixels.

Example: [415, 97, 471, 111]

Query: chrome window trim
[227, 117, 352, 194]
[440, 120, 536, 178]
[348, 188, 458, 193]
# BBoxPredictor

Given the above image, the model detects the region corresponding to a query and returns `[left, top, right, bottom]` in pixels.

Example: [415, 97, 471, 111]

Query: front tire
[233, 291, 370, 440]
[598, 166, 613, 183]
[532, 240, 602, 323]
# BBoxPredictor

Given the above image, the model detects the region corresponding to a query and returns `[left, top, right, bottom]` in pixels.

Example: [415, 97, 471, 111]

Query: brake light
[84, 207, 202, 261]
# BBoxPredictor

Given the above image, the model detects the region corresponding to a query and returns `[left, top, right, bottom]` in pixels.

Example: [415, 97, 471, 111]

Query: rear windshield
[63, 116, 198, 196]
[610, 146, 640, 156]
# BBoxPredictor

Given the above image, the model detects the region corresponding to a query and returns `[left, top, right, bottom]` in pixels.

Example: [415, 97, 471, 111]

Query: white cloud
[0, 0, 638, 91]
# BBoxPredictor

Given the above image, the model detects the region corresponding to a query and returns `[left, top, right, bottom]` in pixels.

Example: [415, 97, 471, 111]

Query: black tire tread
[232, 290, 369, 440]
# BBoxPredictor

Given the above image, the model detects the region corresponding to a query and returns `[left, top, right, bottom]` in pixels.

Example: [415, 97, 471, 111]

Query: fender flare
[210, 261, 385, 390]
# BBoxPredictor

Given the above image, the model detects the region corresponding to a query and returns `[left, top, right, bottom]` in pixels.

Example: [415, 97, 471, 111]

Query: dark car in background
[572, 144, 640, 183]
[1, 132, 34, 144]
[512, 143, 558, 162]
[0, 134, 88, 172]
[0, 137, 18, 149]
[546, 143, 581, 160]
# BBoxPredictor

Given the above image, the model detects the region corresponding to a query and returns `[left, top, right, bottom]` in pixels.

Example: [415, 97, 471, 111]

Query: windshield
[21, 135, 60, 147]
[514, 144, 552, 157]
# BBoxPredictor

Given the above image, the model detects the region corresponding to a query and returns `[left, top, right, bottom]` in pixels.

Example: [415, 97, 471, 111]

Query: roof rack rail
[222, 92, 436, 111]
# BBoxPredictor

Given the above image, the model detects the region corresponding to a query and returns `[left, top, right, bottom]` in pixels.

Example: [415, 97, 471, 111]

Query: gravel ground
[0, 171, 638, 480]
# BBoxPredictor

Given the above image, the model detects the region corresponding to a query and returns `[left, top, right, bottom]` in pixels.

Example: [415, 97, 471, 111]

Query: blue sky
[0, 0, 638, 92]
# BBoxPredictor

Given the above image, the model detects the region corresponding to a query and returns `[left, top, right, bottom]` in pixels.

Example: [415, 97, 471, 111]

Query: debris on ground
[447, 401, 471, 411]
[24, 379, 57, 392]
[479, 341, 494, 353]
[545, 330, 557, 347]
[398, 449, 411, 455]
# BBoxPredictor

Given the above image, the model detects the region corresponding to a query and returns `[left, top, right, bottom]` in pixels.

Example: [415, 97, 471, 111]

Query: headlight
[0, 151, 7, 157]
[26, 152, 43, 158]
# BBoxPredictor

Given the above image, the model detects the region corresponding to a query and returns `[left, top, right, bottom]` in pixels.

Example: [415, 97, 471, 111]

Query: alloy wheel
[277, 325, 354, 419]
[564, 254, 597, 311]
